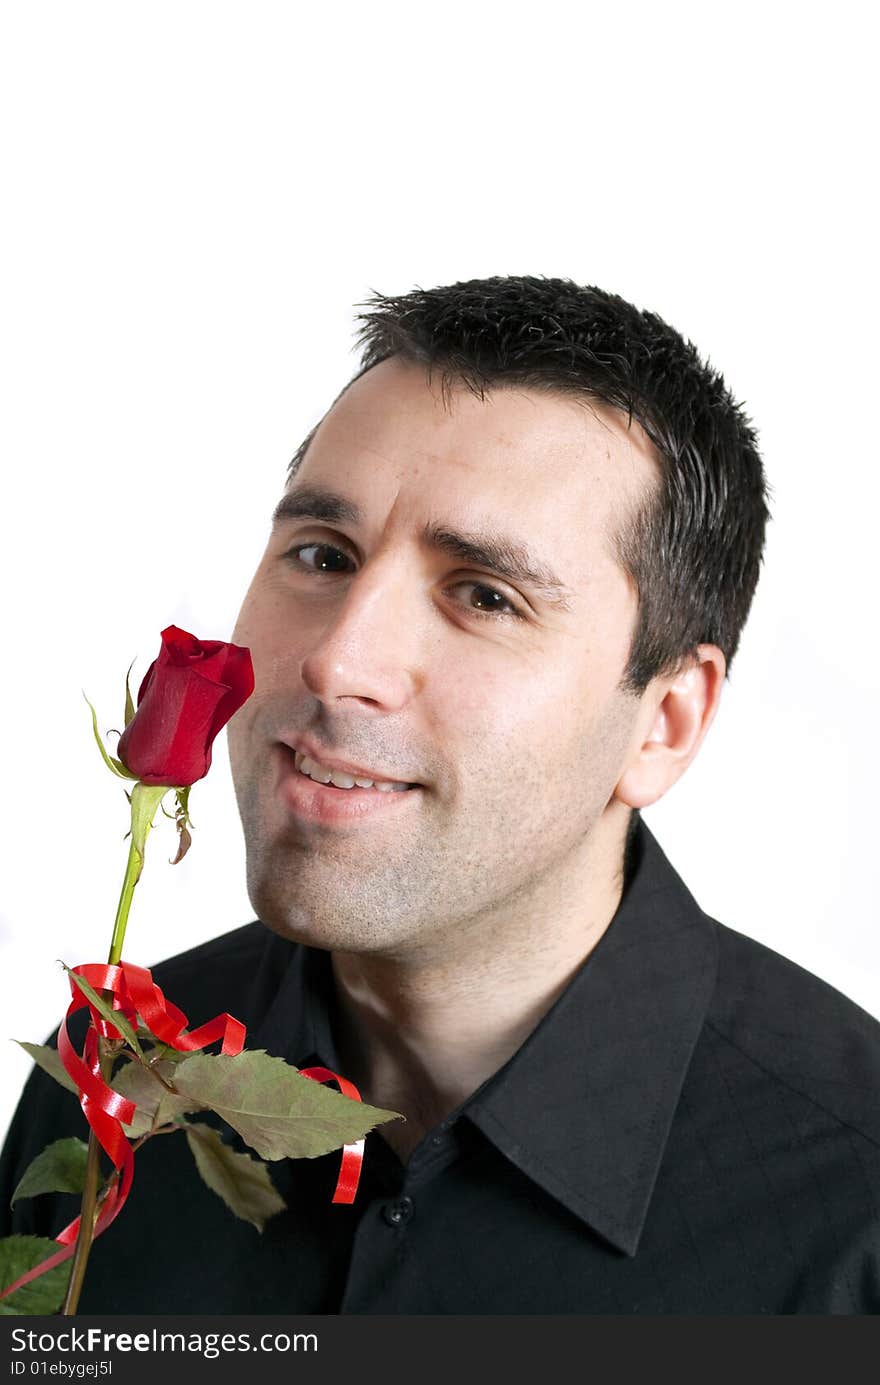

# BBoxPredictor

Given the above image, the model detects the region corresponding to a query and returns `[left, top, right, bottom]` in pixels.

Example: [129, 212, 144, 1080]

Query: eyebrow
[271, 484, 574, 612]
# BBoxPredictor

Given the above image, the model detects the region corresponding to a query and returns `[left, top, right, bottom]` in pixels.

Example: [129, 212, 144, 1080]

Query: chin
[247, 882, 406, 955]
[264, 916, 420, 958]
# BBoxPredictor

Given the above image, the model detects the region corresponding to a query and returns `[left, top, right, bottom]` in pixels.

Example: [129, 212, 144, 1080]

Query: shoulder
[147, 919, 271, 991]
[660, 914, 880, 1312]
[701, 915, 880, 1147]
[144, 920, 294, 1035]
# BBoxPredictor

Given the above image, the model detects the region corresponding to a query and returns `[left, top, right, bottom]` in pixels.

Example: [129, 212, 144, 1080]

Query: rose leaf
[10, 1138, 90, 1207]
[0, 1236, 71, 1316]
[172, 1050, 402, 1161]
[185, 1124, 287, 1231]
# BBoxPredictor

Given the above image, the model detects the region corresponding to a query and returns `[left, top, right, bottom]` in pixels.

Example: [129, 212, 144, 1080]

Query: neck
[330, 806, 632, 1161]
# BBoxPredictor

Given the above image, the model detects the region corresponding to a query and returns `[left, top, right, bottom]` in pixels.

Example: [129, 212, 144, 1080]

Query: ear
[614, 645, 727, 810]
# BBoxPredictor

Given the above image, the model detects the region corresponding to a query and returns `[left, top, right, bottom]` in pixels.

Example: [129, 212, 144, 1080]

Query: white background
[1, 1, 878, 1147]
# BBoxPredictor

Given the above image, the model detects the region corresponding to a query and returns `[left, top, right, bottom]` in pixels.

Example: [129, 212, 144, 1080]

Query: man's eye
[285, 543, 354, 574]
[284, 547, 522, 621]
[447, 581, 523, 621]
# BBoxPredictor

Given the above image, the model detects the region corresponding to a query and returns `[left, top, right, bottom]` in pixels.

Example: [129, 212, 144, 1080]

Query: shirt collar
[251, 927, 342, 1071]
[251, 817, 718, 1258]
[467, 819, 719, 1256]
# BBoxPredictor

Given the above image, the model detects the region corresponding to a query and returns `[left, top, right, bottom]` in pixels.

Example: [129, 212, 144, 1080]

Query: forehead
[293, 358, 657, 569]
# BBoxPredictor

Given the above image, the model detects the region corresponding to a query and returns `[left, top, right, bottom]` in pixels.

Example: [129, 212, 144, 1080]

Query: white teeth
[328, 769, 356, 789]
[295, 751, 408, 791]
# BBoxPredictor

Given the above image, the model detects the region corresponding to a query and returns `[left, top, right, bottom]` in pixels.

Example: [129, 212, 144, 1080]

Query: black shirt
[3, 820, 879, 1314]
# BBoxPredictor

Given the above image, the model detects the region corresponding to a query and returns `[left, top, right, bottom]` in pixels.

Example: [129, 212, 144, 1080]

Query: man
[3, 276, 879, 1312]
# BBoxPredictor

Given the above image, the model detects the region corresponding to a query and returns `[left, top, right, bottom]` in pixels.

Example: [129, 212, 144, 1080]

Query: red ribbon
[0, 962, 364, 1304]
[300, 1065, 366, 1203]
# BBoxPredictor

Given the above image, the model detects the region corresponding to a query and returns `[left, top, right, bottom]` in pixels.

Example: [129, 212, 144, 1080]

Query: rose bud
[116, 625, 254, 787]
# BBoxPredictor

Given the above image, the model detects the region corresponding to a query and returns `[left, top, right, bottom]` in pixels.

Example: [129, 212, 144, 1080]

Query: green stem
[107, 839, 142, 967]
[60, 782, 169, 1314]
[59, 1097, 104, 1315]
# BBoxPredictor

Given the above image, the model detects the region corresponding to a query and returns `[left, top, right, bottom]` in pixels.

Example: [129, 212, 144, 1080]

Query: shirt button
[431, 1121, 451, 1147]
[382, 1196, 414, 1227]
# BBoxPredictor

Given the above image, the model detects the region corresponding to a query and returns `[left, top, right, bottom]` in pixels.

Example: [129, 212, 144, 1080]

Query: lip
[276, 744, 423, 826]
[280, 736, 420, 788]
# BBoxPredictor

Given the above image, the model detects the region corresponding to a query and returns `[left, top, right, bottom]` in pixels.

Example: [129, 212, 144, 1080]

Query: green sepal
[170, 785, 194, 865]
[129, 781, 172, 861]
[83, 691, 139, 781]
[60, 963, 144, 1058]
[176, 785, 192, 824]
[123, 658, 136, 728]
[11, 1138, 89, 1207]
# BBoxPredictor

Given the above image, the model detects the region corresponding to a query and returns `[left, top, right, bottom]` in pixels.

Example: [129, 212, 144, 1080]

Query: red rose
[116, 625, 254, 786]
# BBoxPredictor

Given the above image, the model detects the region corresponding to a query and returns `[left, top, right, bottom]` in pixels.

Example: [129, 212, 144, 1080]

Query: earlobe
[614, 645, 726, 810]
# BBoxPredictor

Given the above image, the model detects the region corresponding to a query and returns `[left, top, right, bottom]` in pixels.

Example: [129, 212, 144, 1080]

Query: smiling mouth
[278, 744, 420, 795]
[275, 743, 423, 825]
[298, 772, 415, 795]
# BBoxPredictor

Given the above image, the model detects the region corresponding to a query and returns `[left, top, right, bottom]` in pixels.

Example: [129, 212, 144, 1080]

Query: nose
[299, 553, 423, 712]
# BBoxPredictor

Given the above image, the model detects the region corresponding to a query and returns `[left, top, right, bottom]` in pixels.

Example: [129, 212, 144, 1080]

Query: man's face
[227, 358, 657, 961]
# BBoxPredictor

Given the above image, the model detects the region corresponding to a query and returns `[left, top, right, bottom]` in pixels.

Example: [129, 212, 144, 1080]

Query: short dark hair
[288, 274, 771, 695]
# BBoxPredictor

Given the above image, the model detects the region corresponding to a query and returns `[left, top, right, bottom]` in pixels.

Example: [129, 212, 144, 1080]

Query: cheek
[438, 643, 574, 747]
[233, 589, 298, 681]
